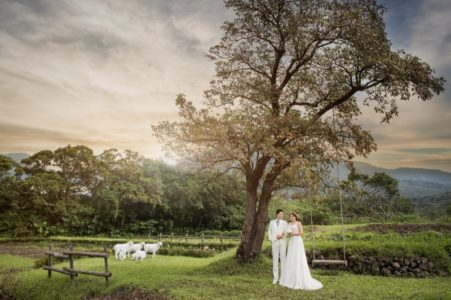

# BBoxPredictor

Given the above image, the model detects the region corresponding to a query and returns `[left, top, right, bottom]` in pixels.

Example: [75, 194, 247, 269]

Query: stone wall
[306, 250, 448, 277]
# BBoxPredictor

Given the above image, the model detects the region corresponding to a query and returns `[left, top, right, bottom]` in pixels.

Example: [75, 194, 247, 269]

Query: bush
[198, 229, 242, 237]
[162, 241, 237, 250]
[158, 247, 214, 258]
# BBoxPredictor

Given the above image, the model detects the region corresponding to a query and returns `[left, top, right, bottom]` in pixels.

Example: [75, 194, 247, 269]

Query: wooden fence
[149, 233, 241, 244]
[43, 244, 112, 286]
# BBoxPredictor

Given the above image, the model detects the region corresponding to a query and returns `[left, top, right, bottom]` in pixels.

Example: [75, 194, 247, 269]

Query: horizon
[0, 0, 450, 172]
[3, 150, 451, 174]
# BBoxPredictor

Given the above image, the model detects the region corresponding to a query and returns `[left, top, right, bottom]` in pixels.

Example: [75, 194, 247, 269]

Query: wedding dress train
[279, 222, 323, 290]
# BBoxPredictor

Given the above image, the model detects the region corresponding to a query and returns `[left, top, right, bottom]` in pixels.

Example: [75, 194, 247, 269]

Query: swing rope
[310, 107, 347, 266]
[309, 178, 316, 261]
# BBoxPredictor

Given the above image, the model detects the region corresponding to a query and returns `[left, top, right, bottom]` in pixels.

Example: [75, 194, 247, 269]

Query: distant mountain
[349, 161, 386, 175]
[4, 152, 30, 163]
[343, 162, 451, 199]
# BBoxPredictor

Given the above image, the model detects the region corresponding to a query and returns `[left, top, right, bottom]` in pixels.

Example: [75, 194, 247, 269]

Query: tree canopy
[153, 0, 445, 262]
[154, 0, 444, 186]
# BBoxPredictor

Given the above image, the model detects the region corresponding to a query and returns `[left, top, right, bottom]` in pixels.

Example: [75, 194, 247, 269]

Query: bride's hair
[289, 212, 299, 221]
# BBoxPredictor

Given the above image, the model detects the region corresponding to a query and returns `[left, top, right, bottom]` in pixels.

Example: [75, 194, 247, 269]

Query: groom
[267, 209, 288, 284]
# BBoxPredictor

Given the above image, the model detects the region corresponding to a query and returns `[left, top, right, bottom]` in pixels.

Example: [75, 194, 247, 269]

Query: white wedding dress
[279, 222, 323, 290]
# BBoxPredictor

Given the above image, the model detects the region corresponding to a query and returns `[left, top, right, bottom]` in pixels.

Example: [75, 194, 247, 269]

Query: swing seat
[312, 259, 347, 266]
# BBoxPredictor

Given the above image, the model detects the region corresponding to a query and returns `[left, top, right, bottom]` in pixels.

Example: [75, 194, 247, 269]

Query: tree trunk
[236, 176, 274, 263]
[120, 215, 125, 230]
[236, 179, 258, 262]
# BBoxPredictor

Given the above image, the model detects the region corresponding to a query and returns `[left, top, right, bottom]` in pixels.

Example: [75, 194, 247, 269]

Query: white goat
[113, 241, 133, 259]
[117, 249, 127, 261]
[130, 242, 145, 253]
[144, 242, 163, 258]
[132, 250, 146, 261]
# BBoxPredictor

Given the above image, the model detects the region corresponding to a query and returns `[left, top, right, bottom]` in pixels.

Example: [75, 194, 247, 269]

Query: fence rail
[43, 244, 111, 286]
[148, 233, 241, 244]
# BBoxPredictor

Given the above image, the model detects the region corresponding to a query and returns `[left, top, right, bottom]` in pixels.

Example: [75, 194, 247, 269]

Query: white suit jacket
[268, 219, 288, 243]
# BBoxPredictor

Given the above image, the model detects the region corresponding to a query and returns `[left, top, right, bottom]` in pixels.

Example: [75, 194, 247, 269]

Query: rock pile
[306, 251, 447, 277]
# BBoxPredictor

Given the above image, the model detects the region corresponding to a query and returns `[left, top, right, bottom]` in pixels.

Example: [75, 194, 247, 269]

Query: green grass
[1, 247, 450, 300]
[0, 235, 240, 245]
[0, 254, 36, 273]
[1, 224, 450, 299]
[0, 237, 238, 258]
[300, 228, 451, 272]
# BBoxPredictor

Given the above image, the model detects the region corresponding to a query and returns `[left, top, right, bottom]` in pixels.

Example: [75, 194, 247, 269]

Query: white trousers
[272, 239, 286, 281]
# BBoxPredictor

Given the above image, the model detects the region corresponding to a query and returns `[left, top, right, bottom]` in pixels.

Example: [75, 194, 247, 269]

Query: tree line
[0, 145, 245, 237]
[0, 144, 420, 237]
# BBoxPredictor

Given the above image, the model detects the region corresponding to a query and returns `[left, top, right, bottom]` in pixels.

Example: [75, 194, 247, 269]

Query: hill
[3, 152, 30, 163]
[344, 162, 451, 199]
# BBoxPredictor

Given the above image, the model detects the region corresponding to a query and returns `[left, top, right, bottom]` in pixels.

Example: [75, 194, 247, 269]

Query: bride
[279, 212, 323, 290]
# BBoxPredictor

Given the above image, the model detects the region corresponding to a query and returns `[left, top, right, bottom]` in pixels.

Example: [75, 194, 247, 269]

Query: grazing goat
[113, 241, 133, 260]
[132, 250, 146, 261]
[117, 249, 126, 261]
[130, 242, 145, 253]
[144, 242, 163, 259]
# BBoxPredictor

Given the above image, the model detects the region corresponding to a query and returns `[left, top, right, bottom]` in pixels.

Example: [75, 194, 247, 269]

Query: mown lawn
[1, 246, 450, 300]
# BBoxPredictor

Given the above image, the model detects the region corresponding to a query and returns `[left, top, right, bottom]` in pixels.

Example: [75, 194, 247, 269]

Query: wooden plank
[69, 246, 74, 280]
[63, 251, 109, 258]
[44, 251, 69, 259]
[312, 259, 348, 266]
[104, 256, 110, 286]
[63, 267, 111, 277]
[47, 244, 53, 278]
[43, 266, 77, 276]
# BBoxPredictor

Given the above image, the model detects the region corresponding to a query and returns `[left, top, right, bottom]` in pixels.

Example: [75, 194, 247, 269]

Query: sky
[0, 0, 450, 171]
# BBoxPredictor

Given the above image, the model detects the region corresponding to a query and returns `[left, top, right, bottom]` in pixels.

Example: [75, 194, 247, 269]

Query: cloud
[379, 0, 424, 48]
[0, 121, 164, 157]
[395, 147, 451, 155]
[356, 0, 451, 171]
[0, 0, 449, 172]
[0, 0, 228, 158]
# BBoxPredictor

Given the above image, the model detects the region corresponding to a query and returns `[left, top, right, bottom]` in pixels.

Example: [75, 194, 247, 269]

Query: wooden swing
[310, 108, 347, 267]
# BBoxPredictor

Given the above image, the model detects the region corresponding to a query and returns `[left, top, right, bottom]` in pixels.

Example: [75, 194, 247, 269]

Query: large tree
[329, 172, 414, 221]
[96, 149, 163, 228]
[53, 145, 97, 202]
[153, 0, 444, 262]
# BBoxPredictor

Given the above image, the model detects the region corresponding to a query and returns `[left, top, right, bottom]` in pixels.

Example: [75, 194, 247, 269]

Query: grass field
[1, 224, 450, 300]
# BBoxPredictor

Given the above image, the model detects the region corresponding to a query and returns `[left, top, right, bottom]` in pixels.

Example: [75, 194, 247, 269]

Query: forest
[0, 144, 423, 237]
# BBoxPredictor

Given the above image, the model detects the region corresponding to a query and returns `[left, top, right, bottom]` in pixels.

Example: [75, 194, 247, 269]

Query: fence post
[185, 232, 188, 243]
[201, 233, 204, 245]
[159, 232, 162, 242]
[171, 232, 174, 241]
[104, 246, 109, 287]
[48, 244, 53, 278]
[69, 245, 74, 281]
[220, 234, 223, 245]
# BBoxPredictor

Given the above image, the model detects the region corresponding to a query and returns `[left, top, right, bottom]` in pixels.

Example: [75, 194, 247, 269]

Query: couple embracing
[268, 209, 323, 290]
